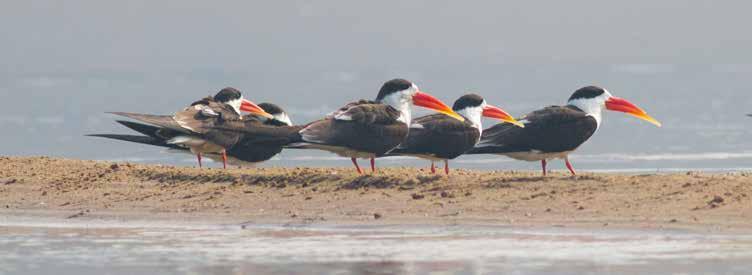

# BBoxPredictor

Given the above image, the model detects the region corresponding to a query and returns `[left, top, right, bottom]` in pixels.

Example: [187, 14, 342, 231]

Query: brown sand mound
[0, 156, 750, 231]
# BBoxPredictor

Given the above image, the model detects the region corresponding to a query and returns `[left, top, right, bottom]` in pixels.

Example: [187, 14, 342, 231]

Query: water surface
[2, 217, 751, 275]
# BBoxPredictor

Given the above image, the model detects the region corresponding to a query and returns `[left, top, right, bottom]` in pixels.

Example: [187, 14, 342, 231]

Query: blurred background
[2, 0, 751, 171]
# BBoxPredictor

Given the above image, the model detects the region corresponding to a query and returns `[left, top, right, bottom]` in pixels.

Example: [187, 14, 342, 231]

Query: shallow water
[2, 217, 751, 275]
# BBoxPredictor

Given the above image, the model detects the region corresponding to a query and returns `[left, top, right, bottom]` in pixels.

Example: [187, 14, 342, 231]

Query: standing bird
[273, 78, 463, 174]
[104, 87, 273, 169]
[386, 94, 523, 175]
[468, 86, 661, 175]
[90, 102, 292, 164]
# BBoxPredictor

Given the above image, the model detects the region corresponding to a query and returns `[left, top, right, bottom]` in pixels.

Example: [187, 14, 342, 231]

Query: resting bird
[206, 79, 463, 174]
[468, 86, 661, 175]
[90, 102, 292, 165]
[386, 93, 523, 175]
[95, 87, 273, 168]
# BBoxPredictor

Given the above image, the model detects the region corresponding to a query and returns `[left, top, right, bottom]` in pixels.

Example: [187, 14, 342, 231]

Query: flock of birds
[91, 79, 661, 175]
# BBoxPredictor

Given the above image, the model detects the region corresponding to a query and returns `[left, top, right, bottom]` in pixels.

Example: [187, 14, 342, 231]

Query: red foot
[444, 160, 449, 175]
[351, 158, 362, 174]
[370, 158, 376, 173]
[430, 162, 436, 174]
[222, 151, 228, 169]
[565, 158, 577, 176]
[197, 153, 203, 168]
[541, 159, 547, 176]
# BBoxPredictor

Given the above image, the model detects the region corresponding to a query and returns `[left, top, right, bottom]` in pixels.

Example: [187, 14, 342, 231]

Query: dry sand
[1, 156, 750, 232]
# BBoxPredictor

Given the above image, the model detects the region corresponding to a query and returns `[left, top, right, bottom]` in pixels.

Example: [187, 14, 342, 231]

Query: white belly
[167, 136, 225, 154]
[502, 150, 573, 161]
[399, 153, 445, 162]
[289, 143, 375, 159]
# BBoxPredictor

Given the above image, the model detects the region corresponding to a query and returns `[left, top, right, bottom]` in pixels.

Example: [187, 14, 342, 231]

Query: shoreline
[1, 156, 750, 233]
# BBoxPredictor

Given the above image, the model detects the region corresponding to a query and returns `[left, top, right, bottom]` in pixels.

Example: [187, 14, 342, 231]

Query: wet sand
[1, 156, 751, 232]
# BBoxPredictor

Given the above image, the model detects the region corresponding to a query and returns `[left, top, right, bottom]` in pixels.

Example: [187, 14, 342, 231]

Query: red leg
[430, 162, 436, 174]
[565, 157, 577, 176]
[222, 151, 228, 169]
[541, 159, 547, 176]
[444, 160, 449, 175]
[370, 157, 376, 173]
[197, 153, 203, 168]
[351, 158, 362, 174]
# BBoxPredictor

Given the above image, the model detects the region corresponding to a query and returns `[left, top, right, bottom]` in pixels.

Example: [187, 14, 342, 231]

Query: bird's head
[256, 103, 293, 126]
[376, 79, 463, 122]
[214, 87, 274, 119]
[452, 93, 523, 128]
[567, 86, 661, 127]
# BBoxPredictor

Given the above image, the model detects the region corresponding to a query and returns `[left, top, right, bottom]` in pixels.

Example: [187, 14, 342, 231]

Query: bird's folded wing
[473, 105, 595, 153]
[108, 112, 191, 134]
[328, 101, 400, 124]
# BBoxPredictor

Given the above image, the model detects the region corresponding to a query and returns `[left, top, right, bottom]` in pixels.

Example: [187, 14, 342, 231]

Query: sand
[0, 156, 750, 232]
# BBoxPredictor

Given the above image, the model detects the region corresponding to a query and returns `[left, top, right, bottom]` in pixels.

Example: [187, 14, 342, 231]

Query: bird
[100, 87, 273, 169]
[89, 102, 292, 165]
[385, 93, 523, 175]
[221, 78, 463, 174]
[468, 86, 661, 176]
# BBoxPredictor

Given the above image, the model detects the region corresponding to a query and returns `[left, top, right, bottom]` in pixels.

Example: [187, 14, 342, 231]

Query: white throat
[273, 112, 293, 126]
[379, 89, 414, 124]
[225, 98, 243, 115]
[457, 105, 483, 136]
[566, 92, 611, 128]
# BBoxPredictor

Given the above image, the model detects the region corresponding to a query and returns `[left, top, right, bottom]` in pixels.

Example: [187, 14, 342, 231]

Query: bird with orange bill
[386, 93, 523, 175]
[286, 78, 464, 174]
[107, 87, 274, 169]
[469, 86, 661, 175]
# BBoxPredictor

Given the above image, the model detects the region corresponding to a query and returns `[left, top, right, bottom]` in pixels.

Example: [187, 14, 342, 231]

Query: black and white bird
[255, 78, 464, 174]
[90, 102, 292, 165]
[386, 94, 523, 175]
[98, 87, 273, 169]
[468, 86, 661, 175]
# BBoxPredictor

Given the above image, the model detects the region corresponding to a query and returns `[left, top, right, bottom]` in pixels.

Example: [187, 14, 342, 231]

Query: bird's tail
[114, 120, 163, 138]
[86, 134, 180, 149]
[87, 118, 186, 150]
[108, 112, 188, 134]
[210, 123, 305, 146]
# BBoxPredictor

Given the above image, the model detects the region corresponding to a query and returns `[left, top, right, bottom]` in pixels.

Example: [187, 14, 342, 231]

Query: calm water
[2, 216, 752, 275]
[2, 66, 752, 172]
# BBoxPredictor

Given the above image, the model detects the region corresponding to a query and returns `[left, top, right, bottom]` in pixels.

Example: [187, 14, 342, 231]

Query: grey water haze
[2, 1, 752, 171]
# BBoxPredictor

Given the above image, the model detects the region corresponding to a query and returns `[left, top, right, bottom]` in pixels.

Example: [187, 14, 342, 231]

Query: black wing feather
[389, 114, 479, 159]
[469, 106, 597, 154]
[298, 101, 407, 156]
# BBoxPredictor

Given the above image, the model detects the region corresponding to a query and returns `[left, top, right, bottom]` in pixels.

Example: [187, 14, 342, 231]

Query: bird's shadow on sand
[339, 174, 442, 190]
[484, 174, 606, 188]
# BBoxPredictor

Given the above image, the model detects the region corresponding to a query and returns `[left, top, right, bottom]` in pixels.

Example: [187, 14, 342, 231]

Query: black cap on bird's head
[567, 85, 661, 127]
[212, 87, 274, 119]
[452, 94, 485, 111]
[214, 87, 243, 103]
[375, 79, 414, 101]
[568, 86, 607, 102]
[256, 102, 292, 126]
[258, 103, 285, 116]
[375, 78, 465, 122]
[452, 93, 523, 127]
